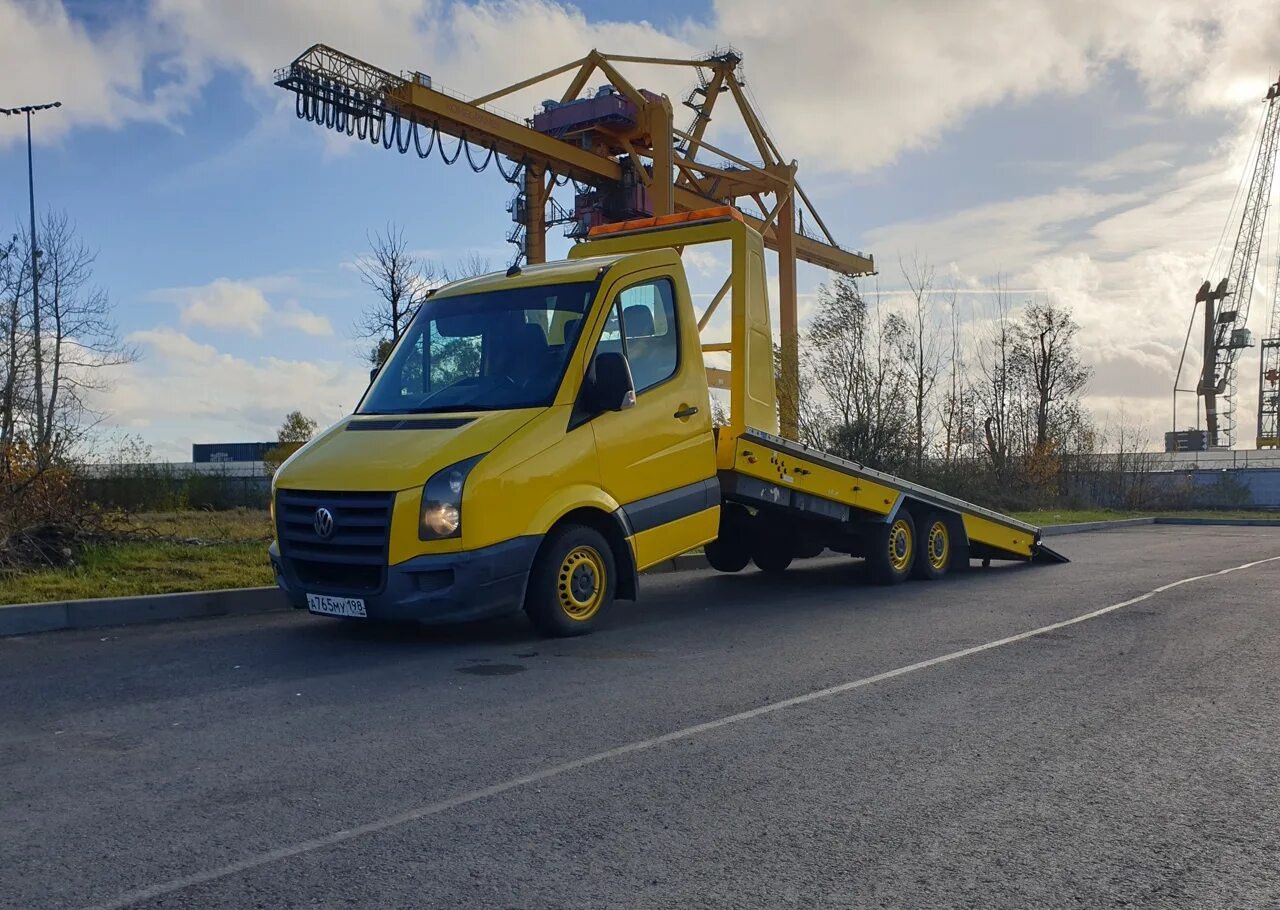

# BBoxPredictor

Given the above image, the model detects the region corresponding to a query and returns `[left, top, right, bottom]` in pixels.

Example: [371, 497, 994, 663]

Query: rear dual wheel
[752, 522, 793, 574]
[913, 513, 952, 581]
[867, 513, 916, 585]
[868, 510, 964, 584]
[704, 504, 794, 574]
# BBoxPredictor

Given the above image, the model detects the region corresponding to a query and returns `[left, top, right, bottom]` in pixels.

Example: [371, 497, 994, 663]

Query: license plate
[306, 593, 367, 618]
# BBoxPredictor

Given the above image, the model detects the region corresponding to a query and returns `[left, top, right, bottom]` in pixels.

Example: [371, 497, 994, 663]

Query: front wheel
[866, 513, 916, 585]
[525, 525, 616, 637]
[705, 503, 753, 573]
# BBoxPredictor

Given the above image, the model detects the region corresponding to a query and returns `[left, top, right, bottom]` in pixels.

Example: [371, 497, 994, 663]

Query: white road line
[85, 553, 1280, 910]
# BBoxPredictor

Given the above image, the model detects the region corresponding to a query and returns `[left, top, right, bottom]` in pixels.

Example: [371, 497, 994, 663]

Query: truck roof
[433, 253, 632, 297]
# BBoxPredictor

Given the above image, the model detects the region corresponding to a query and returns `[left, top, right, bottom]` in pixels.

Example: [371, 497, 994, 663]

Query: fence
[76, 456, 1280, 514]
[78, 462, 271, 511]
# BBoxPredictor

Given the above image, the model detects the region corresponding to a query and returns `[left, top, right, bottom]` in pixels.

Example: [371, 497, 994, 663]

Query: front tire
[866, 513, 916, 585]
[705, 503, 753, 573]
[525, 525, 616, 637]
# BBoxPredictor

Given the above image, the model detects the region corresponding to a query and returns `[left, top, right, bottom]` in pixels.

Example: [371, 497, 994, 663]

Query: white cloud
[276, 300, 334, 337]
[681, 246, 725, 278]
[865, 188, 1143, 277]
[708, 0, 1280, 173]
[95, 327, 365, 458]
[1079, 142, 1182, 182]
[151, 277, 334, 337]
[9, 0, 1280, 178]
[156, 278, 272, 334]
[0, 0, 197, 145]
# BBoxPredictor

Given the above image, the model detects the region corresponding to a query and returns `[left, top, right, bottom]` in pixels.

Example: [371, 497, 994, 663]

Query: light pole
[1, 101, 61, 444]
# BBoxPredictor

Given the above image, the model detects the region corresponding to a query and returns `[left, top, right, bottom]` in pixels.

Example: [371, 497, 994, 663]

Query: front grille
[276, 489, 394, 593]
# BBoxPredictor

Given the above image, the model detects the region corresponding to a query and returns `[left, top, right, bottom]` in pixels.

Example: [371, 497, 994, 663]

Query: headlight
[419, 455, 484, 541]
[422, 502, 460, 537]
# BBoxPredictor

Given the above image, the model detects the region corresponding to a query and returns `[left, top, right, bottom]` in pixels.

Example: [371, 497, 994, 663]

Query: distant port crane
[1174, 76, 1280, 450]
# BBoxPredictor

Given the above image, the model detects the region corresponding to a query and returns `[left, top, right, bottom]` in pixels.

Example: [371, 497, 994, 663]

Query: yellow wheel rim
[927, 521, 950, 571]
[558, 545, 606, 621]
[888, 518, 913, 573]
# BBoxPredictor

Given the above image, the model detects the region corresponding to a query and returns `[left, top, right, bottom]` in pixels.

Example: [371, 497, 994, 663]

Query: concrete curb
[0, 587, 290, 637]
[1154, 517, 1280, 527]
[0, 556, 714, 638]
[1039, 518, 1156, 536]
[1038, 516, 1280, 537]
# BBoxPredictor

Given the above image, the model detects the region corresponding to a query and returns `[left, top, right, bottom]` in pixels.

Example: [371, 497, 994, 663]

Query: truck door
[587, 271, 719, 569]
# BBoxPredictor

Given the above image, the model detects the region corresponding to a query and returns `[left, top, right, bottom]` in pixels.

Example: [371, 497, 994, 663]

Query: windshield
[359, 281, 596, 415]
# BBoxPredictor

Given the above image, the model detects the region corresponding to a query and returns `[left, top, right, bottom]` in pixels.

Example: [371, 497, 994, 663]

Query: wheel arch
[542, 506, 639, 601]
[900, 498, 970, 549]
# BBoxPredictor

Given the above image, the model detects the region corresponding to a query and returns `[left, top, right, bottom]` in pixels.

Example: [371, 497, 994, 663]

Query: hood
[274, 409, 542, 492]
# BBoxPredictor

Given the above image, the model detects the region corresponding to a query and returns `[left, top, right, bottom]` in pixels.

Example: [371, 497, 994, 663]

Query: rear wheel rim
[888, 519, 913, 573]
[558, 545, 606, 621]
[927, 521, 949, 571]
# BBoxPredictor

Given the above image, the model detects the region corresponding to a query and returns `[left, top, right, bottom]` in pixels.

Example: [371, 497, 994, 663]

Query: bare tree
[0, 234, 29, 456]
[0, 213, 134, 566]
[805, 276, 911, 470]
[35, 212, 135, 452]
[446, 252, 492, 281]
[975, 275, 1017, 476]
[938, 285, 973, 463]
[355, 224, 438, 366]
[900, 254, 942, 472]
[806, 275, 867, 434]
[1013, 298, 1091, 453]
[0, 215, 132, 462]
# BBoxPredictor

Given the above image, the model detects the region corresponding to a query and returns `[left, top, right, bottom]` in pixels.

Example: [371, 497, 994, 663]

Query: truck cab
[270, 228, 726, 636]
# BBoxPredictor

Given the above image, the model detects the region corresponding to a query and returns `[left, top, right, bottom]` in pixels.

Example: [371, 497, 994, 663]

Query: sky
[3, 0, 1280, 459]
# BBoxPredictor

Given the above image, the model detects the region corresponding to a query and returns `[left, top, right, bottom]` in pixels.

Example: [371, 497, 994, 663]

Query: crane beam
[386, 82, 623, 186]
[277, 42, 879, 437]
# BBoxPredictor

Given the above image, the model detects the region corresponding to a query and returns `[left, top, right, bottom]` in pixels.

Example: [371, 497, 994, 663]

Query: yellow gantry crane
[275, 44, 875, 437]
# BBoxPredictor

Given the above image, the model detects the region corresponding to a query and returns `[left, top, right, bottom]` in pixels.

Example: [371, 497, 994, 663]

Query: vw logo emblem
[313, 507, 335, 539]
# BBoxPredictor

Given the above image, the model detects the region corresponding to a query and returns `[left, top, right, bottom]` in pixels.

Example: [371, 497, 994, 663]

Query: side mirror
[369, 366, 380, 385]
[586, 351, 636, 413]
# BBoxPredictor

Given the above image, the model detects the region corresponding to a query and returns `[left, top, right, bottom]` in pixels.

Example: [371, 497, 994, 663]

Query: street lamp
[1, 101, 61, 443]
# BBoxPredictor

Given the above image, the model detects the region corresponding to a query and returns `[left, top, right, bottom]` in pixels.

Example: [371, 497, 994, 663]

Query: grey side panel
[719, 471, 851, 522]
[621, 477, 719, 534]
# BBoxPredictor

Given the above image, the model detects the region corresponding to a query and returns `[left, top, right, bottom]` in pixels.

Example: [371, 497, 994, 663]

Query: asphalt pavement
[3, 525, 1280, 909]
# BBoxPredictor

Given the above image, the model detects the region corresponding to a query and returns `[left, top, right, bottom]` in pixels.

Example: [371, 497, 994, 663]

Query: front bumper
[269, 536, 542, 624]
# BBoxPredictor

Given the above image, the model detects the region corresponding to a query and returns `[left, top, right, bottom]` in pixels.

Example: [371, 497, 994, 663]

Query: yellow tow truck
[269, 208, 1064, 636]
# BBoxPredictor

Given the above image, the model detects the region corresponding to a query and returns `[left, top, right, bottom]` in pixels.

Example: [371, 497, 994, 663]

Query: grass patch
[106, 508, 273, 543]
[1, 509, 275, 606]
[1015, 508, 1280, 526]
[0, 541, 274, 605]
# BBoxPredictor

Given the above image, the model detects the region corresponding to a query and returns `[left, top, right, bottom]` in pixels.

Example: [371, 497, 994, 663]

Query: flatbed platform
[719, 427, 1059, 563]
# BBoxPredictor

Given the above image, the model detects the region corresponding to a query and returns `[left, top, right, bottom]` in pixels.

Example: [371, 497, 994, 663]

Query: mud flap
[1032, 542, 1071, 564]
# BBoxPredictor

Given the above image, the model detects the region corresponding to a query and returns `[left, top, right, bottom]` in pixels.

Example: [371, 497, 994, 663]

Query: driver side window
[593, 278, 679, 395]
